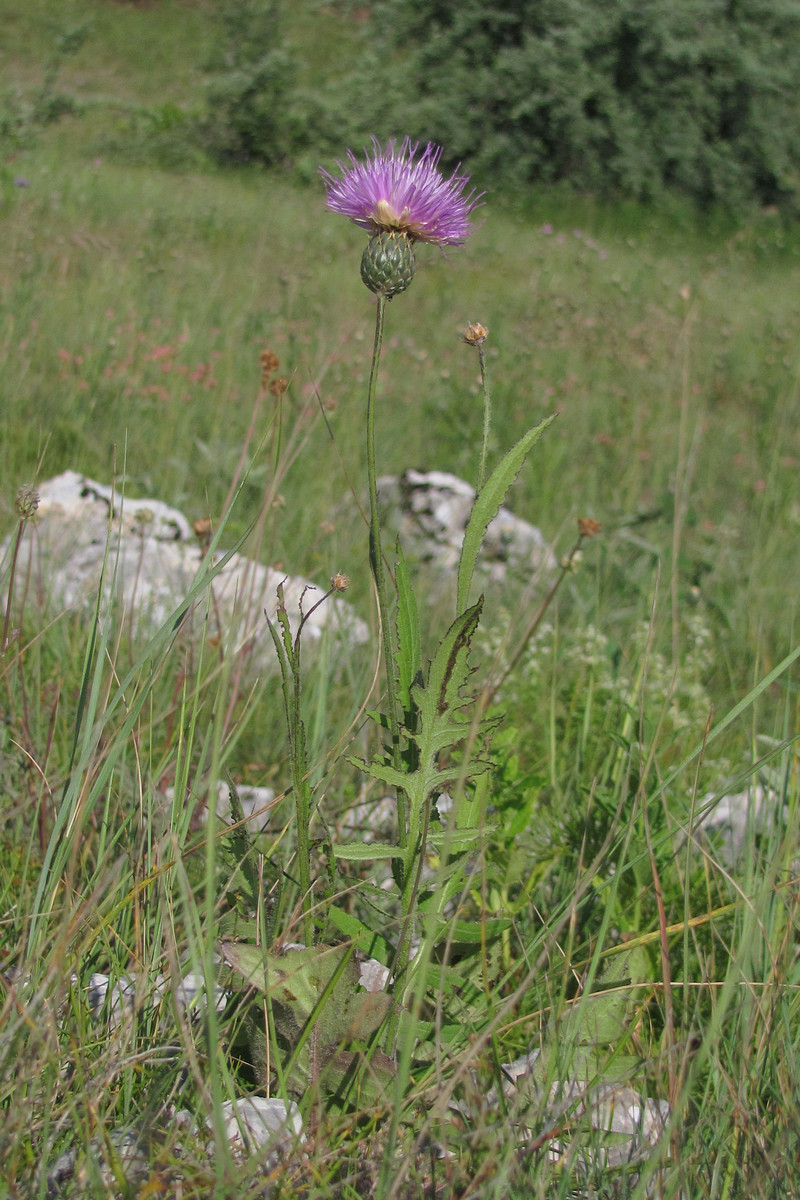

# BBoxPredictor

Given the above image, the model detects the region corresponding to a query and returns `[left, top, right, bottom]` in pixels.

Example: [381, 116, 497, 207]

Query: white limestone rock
[3, 471, 367, 666]
[81, 965, 226, 1027]
[461, 1049, 669, 1174]
[377, 468, 556, 587]
[693, 783, 783, 863]
[163, 779, 277, 832]
[212, 1096, 303, 1159]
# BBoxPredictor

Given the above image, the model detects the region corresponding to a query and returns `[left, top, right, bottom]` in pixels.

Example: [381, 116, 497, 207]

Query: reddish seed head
[578, 518, 602, 539]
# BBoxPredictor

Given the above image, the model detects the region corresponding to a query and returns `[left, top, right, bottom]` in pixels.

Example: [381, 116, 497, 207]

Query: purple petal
[320, 137, 482, 246]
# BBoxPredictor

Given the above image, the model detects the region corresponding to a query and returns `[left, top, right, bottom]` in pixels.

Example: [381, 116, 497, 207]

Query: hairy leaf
[332, 842, 405, 862]
[220, 941, 395, 1099]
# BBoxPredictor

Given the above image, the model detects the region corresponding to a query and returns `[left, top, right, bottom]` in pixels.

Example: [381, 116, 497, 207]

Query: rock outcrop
[377, 468, 555, 590]
[2, 471, 367, 668]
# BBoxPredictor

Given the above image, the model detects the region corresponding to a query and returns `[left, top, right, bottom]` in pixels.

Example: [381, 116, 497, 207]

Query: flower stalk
[478, 344, 491, 492]
[463, 323, 491, 492]
[366, 294, 408, 851]
[2, 484, 40, 656]
[321, 135, 483, 1044]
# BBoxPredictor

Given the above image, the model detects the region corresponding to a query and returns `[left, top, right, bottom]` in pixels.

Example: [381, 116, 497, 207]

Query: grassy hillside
[3, 127, 799, 671]
[2, 3, 800, 1197]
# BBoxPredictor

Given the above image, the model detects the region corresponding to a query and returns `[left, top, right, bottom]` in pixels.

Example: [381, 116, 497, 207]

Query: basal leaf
[545, 945, 652, 1086]
[218, 940, 269, 992]
[322, 1047, 397, 1109]
[222, 942, 395, 1099]
[418, 914, 511, 945]
[576, 945, 651, 1049]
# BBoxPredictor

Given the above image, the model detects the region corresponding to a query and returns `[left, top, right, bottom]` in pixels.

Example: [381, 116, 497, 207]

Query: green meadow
[2, 2, 800, 1196]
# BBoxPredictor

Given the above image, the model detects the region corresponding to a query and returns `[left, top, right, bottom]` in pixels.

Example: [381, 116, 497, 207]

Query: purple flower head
[321, 137, 481, 247]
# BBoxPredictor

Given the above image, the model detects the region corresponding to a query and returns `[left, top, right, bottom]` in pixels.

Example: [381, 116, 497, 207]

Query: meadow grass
[2, 3, 800, 1197]
[3, 125, 799, 670]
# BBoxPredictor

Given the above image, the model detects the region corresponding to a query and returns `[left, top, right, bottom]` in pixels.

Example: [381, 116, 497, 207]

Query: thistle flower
[321, 137, 481, 298]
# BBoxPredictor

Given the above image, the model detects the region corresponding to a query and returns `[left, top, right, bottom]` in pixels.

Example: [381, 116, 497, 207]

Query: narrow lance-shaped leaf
[394, 537, 421, 712]
[457, 414, 556, 614]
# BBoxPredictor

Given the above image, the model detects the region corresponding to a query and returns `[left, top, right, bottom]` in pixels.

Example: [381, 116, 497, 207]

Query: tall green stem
[366, 295, 408, 852]
[291, 657, 314, 948]
[476, 343, 492, 493]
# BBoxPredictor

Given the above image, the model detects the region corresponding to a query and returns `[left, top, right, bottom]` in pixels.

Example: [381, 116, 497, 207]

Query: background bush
[199, 0, 341, 169]
[15, 0, 799, 214]
[284, 0, 800, 213]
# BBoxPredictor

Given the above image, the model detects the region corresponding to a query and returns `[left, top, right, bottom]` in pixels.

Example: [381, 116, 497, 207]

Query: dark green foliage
[346, 0, 800, 212]
[200, 0, 336, 167]
[0, 20, 88, 156]
[199, 0, 297, 164]
[34, 21, 90, 125]
[183, 0, 800, 211]
[96, 102, 209, 171]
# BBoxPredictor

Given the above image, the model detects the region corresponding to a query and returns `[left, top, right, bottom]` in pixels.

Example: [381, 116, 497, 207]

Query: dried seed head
[14, 484, 40, 521]
[462, 322, 488, 346]
[577, 518, 602, 539]
[260, 349, 281, 388]
[269, 376, 288, 397]
[330, 572, 349, 593]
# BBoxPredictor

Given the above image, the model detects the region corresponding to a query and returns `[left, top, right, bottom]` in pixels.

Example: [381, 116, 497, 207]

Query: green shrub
[200, 0, 332, 167]
[0, 19, 89, 157]
[346, 0, 800, 212]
